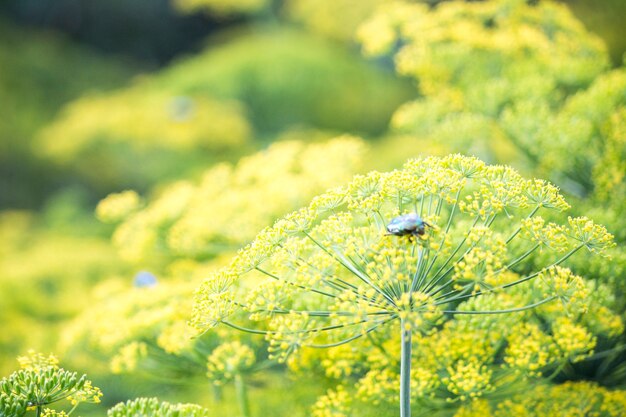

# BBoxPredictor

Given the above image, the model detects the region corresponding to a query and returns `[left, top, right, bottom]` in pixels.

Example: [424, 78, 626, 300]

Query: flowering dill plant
[107, 397, 212, 417]
[62, 273, 266, 417]
[192, 155, 614, 417]
[62, 267, 270, 417]
[294, 268, 623, 416]
[355, 0, 614, 182]
[98, 137, 366, 264]
[355, 1, 626, 245]
[60, 274, 203, 373]
[354, 0, 626, 316]
[453, 381, 626, 417]
[36, 88, 251, 189]
[358, 0, 607, 106]
[0, 351, 102, 417]
[61, 137, 370, 416]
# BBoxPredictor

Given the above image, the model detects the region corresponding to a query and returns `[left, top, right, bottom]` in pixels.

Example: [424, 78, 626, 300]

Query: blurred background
[1, 0, 626, 416]
[1, 0, 625, 210]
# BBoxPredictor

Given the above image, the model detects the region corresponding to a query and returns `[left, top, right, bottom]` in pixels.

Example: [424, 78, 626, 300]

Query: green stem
[305, 232, 397, 307]
[235, 374, 251, 417]
[544, 361, 567, 381]
[67, 402, 79, 416]
[400, 318, 412, 417]
[367, 333, 395, 362]
[506, 205, 541, 244]
[212, 383, 223, 403]
[307, 316, 395, 348]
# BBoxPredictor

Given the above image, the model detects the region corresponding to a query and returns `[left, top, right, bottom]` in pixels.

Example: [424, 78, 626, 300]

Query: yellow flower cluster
[535, 68, 626, 197]
[568, 216, 616, 254]
[67, 380, 103, 405]
[538, 266, 587, 306]
[551, 317, 596, 362]
[358, 0, 607, 95]
[443, 360, 494, 401]
[577, 281, 625, 336]
[35, 86, 251, 190]
[504, 323, 552, 375]
[594, 104, 626, 202]
[110, 342, 148, 374]
[107, 137, 366, 263]
[192, 154, 616, 408]
[157, 320, 200, 355]
[71, 139, 365, 390]
[286, 0, 385, 42]
[62, 257, 269, 388]
[206, 341, 256, 384]
[454, 381, 626, 417]
[312, 386, 352, 417]
[16, 350, 59, 371]
[503, 311, 596, 374]
[96, 190, 142, 224]
[320, 344, 365, 379]
[38, 89, 250, 160]
[305, 267, 622, 414]
[62, 275, 199, 364]
[351, 320, 496, 404]
[41, 410, 69, 417]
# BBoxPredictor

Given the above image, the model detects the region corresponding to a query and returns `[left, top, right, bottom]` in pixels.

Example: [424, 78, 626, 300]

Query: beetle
[386, 213, 431, 237]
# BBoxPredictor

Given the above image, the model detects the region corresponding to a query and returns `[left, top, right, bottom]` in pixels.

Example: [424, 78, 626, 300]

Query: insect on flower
[386, 213, 431, 237]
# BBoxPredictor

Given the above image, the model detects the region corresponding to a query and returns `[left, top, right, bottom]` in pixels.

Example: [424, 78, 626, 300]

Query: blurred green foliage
[0, 204, 128, 375]
[34, 26, 412, 194]
[0, 20, 136, 208]
[154, 26, 413, 135]
[566, 0, 626, 65]
[0, 0, 219, 65]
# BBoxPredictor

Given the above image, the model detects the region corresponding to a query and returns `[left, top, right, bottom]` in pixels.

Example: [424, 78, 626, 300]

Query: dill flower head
[107, 136, 366, 263]
[96, 190, 143, 224]
[358, 0, 607, 95]
[206, 341, 256, 385]
[16, 350, 59, 371]
[283, 266, 622, 413]
[312, 386, 352, 417]
[192, 154, 613, 362]
[454, 381, 626, 417]
[0, 352, 102, 417]
[61, 275, 200, 372]
[40, 410, 69, 417]
[108, 397, 211, 417]
[38, 89, 250, 160]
